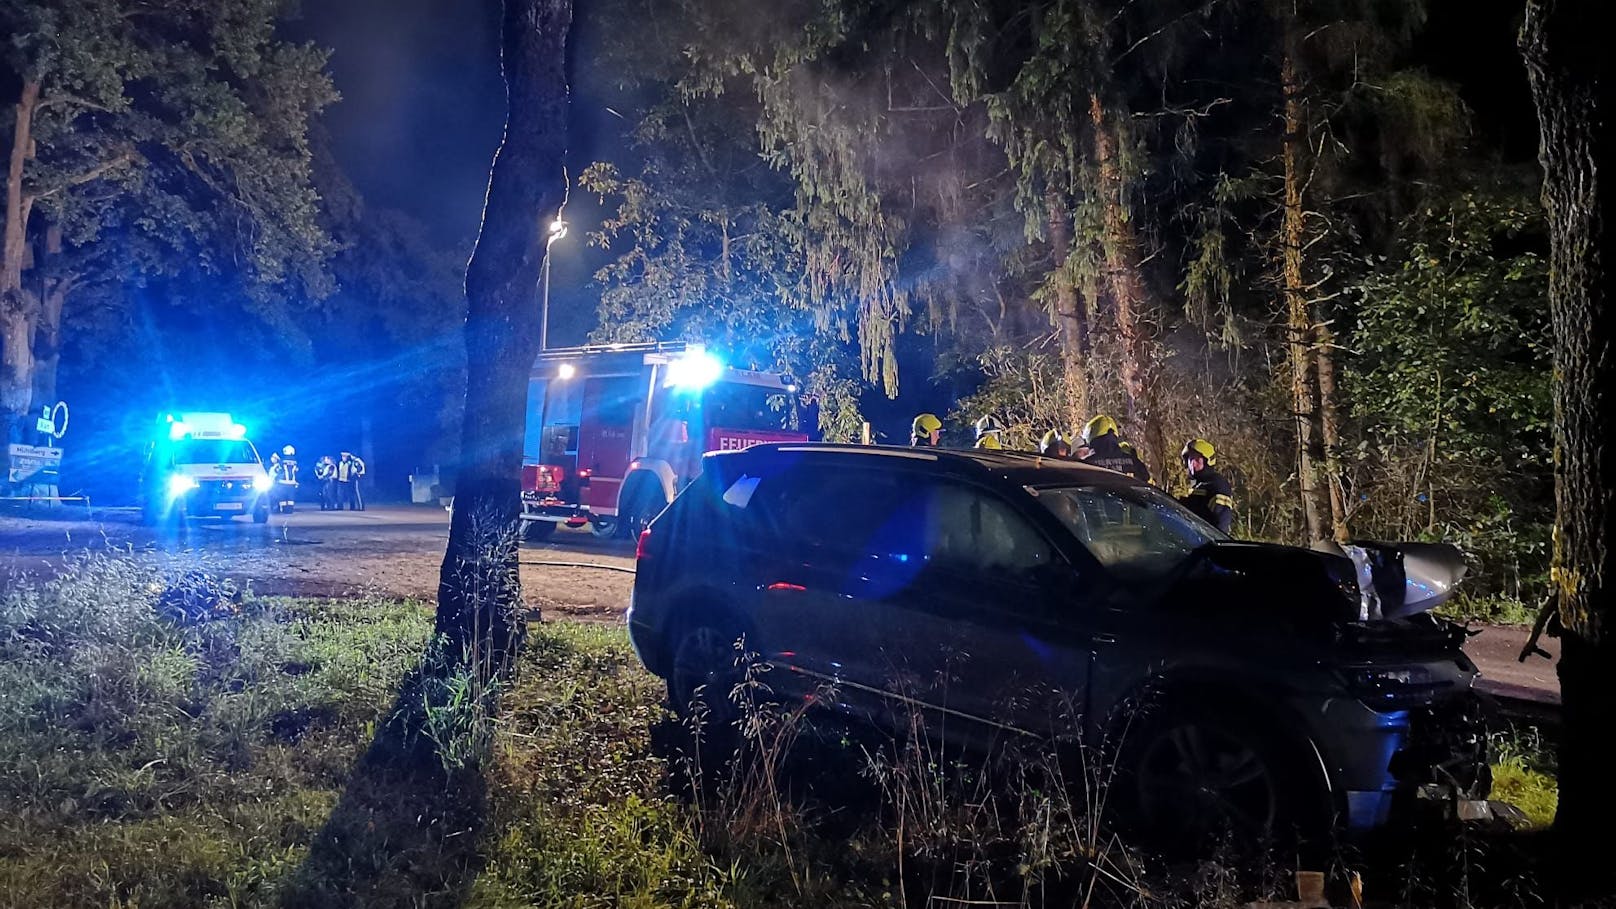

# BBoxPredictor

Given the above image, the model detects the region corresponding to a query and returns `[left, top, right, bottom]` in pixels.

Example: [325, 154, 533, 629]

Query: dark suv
[627, 444, 1490, 842]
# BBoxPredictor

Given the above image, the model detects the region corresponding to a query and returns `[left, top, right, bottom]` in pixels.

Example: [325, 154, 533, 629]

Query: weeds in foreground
[0, 560, 1566, 908]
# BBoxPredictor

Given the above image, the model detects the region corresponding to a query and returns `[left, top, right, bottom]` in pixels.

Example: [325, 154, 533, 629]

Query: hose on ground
[519, 560, 637, 575]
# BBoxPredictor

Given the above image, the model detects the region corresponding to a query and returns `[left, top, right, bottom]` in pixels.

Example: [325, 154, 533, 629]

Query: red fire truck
[520, 342, 811, 540]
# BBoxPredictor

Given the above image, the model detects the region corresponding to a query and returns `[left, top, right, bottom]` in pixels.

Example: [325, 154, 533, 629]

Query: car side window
[728, 465, 918, 559]
[923, 482, 1057, 581]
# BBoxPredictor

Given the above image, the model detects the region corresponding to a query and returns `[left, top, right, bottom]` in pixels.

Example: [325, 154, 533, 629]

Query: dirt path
[0, 505, 635, 621]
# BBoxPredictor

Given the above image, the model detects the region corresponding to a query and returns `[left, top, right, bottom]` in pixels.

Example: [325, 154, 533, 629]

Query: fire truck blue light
[665, 351, 724, 390]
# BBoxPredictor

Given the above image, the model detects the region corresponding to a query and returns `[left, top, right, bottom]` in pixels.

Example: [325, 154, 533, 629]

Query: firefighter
[1079, 414, 1151, 482]
[273, 445, 299, 514]
[973, 415, 1004, 450]
[1039, 429, 1072, 459]
[911, 412, 943, 447]
[1179, 438, 1235, 533]
[314, 455, 337, 510]
[336, 450, 367, 511]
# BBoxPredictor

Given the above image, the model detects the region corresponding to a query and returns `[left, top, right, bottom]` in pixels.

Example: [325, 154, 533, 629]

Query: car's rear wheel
[1120, 709, 1321, 858]
[252, 503, 270, 524]
[522, 520, 556, 542]
[668, 622, 745, 727]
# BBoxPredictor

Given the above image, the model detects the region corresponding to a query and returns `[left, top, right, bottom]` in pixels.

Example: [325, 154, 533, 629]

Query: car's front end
[166, 462, 273, 518]
[1294, 614, 1493, 831]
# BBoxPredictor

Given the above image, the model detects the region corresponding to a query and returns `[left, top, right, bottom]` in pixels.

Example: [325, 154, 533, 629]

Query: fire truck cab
[521, 342, 810, 540]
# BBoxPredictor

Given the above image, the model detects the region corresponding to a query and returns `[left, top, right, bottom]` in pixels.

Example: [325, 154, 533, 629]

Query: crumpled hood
[1169, 539, 1467, 624]
[1313, 540, 1467, 620]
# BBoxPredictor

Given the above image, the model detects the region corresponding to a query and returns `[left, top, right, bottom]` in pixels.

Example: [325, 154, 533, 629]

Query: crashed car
[627, 444, 1491, 847]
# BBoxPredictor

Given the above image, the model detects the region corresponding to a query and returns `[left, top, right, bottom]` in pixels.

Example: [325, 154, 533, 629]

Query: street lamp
[540, 218, 568, 351]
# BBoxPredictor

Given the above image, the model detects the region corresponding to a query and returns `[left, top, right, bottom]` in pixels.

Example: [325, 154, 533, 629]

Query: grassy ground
[0, 559, 1560, 908]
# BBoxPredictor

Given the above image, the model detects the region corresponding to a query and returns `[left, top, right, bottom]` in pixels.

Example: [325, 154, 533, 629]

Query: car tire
[252, 504, 270, 524]
[523, 520, 556, 542]
[667, 621, 747, 727]
[1116, 705, 1325, 858]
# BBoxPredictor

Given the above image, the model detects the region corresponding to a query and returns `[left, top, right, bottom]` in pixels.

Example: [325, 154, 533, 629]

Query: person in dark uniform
[1079, 414, 1151, 483]
[1178, 438, 1235, 533]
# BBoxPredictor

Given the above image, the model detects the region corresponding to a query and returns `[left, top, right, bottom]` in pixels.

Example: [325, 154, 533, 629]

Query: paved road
[0, 505, 1560, 704]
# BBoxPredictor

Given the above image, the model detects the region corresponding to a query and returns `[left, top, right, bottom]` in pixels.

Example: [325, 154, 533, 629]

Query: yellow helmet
[912, 412, 942, 436]
[1081, 414, 1119, 445]
[1039, 429, 1068, 455]
[1181, 438, 1216, 465]
[975, 434, 1003, 450]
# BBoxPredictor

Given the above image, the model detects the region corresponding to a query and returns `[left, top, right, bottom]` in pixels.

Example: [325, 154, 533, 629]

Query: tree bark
[1046, 190, 1089, 434]
[1089, 94, 1167, 482]
[30, 224, 68, 412]
[2, 80, 40, 440]
[1521, 0, 1615, 898]
[434, 0, 572, 671]
[1315, 322, 1350, 541]
[1280, 36, 1329, 544]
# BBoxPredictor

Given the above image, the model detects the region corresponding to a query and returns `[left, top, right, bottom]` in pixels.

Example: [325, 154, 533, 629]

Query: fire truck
[520, 342, 811, 540]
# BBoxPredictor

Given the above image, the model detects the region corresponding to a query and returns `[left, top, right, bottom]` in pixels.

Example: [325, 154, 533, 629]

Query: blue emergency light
[664, 351, 725, 390]
[164, 412, 248, 441]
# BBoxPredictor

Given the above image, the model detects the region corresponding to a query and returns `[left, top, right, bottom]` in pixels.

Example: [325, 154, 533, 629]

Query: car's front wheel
[1121, 709, 1322, 857]
[668, 622, 746, 726]
[522, 520, 556, 542]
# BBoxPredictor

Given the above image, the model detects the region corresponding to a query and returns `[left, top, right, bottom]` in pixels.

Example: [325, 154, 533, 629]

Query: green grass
[1437, 593, 1541, 626]
[0, 558, 1560, 908]
[0, 560, 434, 908]
[1489, 727, 1559, 828]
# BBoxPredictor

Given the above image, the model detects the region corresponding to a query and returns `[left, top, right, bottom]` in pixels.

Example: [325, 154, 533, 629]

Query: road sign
[6, 444, 63, 484]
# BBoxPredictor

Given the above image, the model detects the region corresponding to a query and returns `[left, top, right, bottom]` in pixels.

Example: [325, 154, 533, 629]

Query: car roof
[710, 442, 1144, 488]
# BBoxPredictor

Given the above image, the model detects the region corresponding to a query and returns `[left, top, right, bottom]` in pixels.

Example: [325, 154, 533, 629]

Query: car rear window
[722, 463, 1057, 580]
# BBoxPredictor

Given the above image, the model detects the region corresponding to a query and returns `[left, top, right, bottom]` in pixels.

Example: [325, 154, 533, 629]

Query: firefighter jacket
[1180, 468, 1235, 534]
[1081, 434, 1151, 483]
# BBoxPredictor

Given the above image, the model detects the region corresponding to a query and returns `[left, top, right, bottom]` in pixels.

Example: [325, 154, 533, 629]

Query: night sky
[295, 0, 614, 348]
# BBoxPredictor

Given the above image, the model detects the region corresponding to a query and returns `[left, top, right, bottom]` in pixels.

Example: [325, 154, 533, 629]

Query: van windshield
[174, 440, 260, 466]
[1036, 484, 1223, 583]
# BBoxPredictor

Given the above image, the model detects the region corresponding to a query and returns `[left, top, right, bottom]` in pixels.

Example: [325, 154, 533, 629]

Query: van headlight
[253, 475, 274, 491]
[167, 475, 199, 498]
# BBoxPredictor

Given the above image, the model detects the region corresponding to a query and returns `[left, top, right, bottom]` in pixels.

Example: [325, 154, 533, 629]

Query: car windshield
[174, 440, 260, 466]
[1035, 484, 1224, 583]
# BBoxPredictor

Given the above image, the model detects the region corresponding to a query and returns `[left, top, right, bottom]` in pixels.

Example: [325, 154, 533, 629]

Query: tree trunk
[1280, 37, 1329, 544]
[30, 224, 68, 413]
[434, 0, 572, 672]
[1521, 0, 1615, 898]
[2, 81, 40, 440]
[1046, 190, 1089, 434]
[1089, 94, 1167, 482]
[1315, 322, 1350, 541]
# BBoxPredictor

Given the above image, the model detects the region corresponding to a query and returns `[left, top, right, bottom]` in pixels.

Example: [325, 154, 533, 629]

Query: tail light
[527, 464, 565, 493]
[636, 528, 652, 561]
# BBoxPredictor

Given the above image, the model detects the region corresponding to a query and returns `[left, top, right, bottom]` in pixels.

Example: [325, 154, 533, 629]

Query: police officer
[973, 415, 1004, 450]
[1039, 429, 1072, 459]
[315, 455, 337, 510]
[911, 413, 943, 447]
[336, 450, 367, 511]
[1079, 414, 1150, 482]
[1179, 438, 1235, 533]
